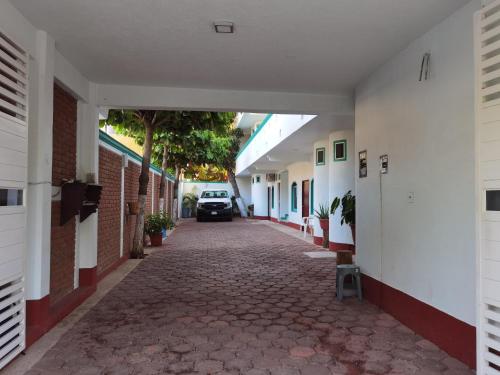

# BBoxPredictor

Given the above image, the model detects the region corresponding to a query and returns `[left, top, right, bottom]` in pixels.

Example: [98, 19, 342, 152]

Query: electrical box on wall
[380, 155, 388, 174]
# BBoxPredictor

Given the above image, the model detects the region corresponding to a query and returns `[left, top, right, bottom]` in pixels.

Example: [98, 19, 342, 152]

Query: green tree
[106, 110, 176, 258]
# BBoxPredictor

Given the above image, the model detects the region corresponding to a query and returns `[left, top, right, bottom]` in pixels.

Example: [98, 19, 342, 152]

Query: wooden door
[302, 180, 309, 218]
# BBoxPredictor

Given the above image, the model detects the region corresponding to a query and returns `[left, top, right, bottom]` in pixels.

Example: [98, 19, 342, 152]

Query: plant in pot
[315, 204, 330, 248]
[341, 190, 356, 244]
[248, 204, 254, 218]
[145, 213, 164, 247]
[182, 193, 198, 218]
[160, 211, 175, 238]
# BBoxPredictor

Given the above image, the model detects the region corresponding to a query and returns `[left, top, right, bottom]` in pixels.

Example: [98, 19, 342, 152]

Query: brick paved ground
[25, 220, 473, 375]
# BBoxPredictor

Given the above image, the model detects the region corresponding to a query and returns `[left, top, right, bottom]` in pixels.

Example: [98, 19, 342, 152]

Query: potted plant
[145, 213, 164, 246]
[315, 204, 330, 248]
[248, 204, 254, 218]
[160, 211, 175, 238]
[182, 193, 198, 218]
[341, 190, 356, 244]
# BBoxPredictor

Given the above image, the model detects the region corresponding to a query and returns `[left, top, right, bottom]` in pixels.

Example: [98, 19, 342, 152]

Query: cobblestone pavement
[25, 220, 473, 375]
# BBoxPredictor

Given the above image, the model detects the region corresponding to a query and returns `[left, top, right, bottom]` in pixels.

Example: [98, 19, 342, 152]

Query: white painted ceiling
[13, 0, 469, 94]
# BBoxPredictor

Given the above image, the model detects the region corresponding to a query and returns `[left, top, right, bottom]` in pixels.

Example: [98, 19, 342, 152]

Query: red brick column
[50, 83, 77, 306]
[97, 147, 122, 276]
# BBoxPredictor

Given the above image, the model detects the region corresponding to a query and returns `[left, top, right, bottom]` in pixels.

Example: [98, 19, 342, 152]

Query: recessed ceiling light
[214, 21, 234, 34]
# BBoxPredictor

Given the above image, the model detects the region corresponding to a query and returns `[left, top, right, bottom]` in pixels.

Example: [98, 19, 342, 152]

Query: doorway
[302, 180, 310, 218]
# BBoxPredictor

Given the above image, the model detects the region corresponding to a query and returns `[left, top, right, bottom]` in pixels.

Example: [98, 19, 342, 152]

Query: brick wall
[97, 147, 122, 275]
[124, 163, 140, 255]
[145, 171, 152, 215]
[50, 83, 77, 305]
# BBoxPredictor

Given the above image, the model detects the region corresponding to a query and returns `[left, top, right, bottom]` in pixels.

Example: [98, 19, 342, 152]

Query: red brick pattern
[97, 147, 122, 275]
[145, 171, 153, 215]
[50, 202, 76, 305]
[50, 83, 77, 305]
[52, 83, 77, 186]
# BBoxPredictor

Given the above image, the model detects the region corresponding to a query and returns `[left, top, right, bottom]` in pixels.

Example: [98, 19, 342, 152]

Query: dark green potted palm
[315, 204, 330, 248]
[341, 191, 355, 243]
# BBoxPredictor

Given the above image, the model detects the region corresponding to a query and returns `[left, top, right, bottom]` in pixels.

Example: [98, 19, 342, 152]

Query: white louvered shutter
[476, 1, 500, 373]
[0, 29, 28, 369]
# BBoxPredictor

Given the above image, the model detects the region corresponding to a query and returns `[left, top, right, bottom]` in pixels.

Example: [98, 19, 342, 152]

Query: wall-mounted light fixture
[214, 21, 234, 34]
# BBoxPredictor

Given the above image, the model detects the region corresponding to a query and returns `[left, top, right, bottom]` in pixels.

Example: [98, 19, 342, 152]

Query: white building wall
[312, 139, 330, 237]
[235, 177, 251, 209]
[355, 0, 478, 325]
[286, 161, 313, 226]
[251, 174, 268, 217]
[329, 130, 355, 246]
[181, 181, 234, 198]
[279, 172, 289, 219]
[236, 114, 316, 175]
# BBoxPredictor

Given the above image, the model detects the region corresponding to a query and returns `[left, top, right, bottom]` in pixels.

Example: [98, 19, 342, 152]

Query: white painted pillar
[26, 31, 55, 301]
[313, 139, 330, 238]
[151, 172, 155, 214]
[328, 130, 355, 247]
[76, 83, 99, 278]
[120, 161, 125, 257]
[251, 174, 268, 218]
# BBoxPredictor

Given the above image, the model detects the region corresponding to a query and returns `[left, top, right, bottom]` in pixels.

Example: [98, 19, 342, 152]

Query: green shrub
[145, 213, 164, 235]
[160, 211, 175, 229]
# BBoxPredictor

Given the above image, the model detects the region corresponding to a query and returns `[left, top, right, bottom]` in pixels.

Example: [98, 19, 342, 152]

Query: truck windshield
[201, 191, 229, 198]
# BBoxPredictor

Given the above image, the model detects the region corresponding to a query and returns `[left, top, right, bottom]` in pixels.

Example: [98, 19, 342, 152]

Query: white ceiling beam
[95, 84, 353, 115]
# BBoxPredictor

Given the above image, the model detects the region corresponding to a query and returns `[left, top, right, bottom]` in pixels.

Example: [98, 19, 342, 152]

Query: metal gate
[0, 29, 28, 368]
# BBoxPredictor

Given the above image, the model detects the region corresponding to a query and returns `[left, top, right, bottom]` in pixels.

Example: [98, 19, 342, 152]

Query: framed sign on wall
[359, 150, 367, 178]
[334, 140, 347, 161]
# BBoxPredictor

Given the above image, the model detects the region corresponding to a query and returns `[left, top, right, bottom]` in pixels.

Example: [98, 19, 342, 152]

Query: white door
[0, 30, 28, 368]
[476, 1, 500, 373]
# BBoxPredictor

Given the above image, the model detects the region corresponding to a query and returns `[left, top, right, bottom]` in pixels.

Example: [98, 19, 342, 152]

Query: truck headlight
[197, 202, 203, 208]
[226, 203, 232, 208]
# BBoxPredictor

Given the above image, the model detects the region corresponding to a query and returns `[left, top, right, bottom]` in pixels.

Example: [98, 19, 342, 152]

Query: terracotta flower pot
[149, 233, 163, 247]
[319, 219, 329, 248]
[128, 201, 139, 215]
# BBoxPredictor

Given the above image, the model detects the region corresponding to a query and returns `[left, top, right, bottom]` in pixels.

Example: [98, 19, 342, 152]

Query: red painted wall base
[253, 215, 270, 220]
[329, 241, 355, 253]
[26, 284, 96, 347]
[362, 274, 475, 369]
[26, 259, 126, 348]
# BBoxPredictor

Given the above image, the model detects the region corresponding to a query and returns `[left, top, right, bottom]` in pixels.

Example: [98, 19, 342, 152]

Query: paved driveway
[25, 220, 472, 374]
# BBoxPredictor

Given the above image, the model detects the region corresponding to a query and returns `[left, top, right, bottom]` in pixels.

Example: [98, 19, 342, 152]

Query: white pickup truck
[196, 189, 233, 222]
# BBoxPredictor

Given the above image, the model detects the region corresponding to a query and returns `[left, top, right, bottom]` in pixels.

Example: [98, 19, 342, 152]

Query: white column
[26, 31, 55, 301]
[151, 172, 155, 214]
[120, 163, 125, 257]
[76, 83, 99, 272]
[313, 139, 329, 237]
[251, 174, 268, 217]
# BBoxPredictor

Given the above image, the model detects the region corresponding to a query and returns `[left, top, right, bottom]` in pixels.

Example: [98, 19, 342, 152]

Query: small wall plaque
[359, 150, 367, 178]
[380, 154, 388, 174]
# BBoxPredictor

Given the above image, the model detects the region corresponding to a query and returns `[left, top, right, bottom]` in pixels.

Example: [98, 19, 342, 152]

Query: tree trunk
[159, 144, 168, 212]
[131, 121, 154, 259]
[228, 168, 247, 217]
[172, 166, 181, 221]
